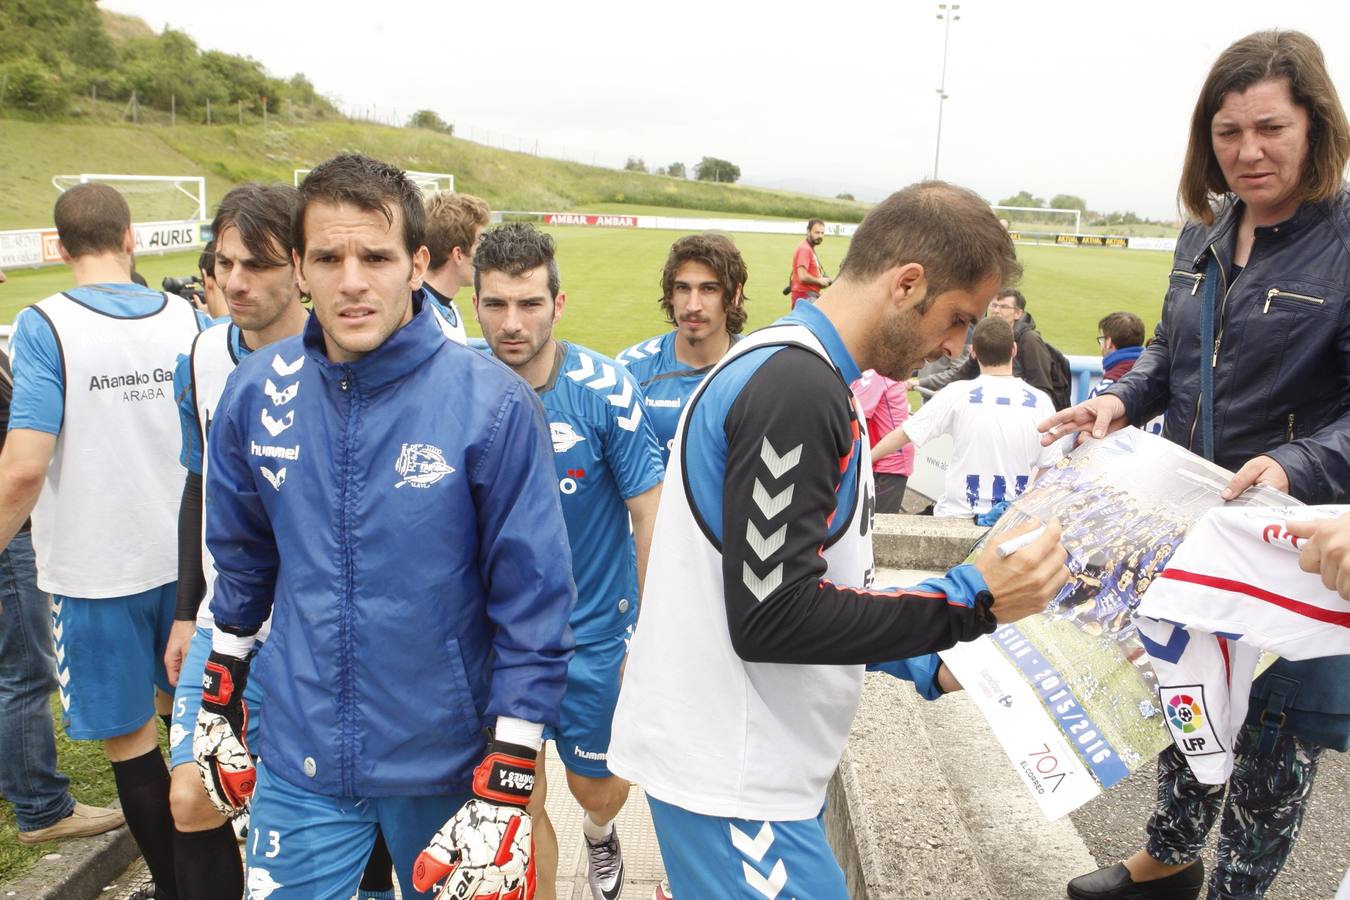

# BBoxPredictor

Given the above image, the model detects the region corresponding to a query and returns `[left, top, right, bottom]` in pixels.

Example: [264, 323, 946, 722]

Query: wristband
[471, 739, 538, 808]
[202, 650, 250, 710]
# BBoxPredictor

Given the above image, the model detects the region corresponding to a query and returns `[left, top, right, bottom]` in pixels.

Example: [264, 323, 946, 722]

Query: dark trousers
[1146, 724, 1323, 899]
[874, 473, 909, 514]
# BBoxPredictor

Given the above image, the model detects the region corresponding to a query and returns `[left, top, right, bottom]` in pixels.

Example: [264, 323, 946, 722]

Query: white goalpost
[52, 173, 207, 223]
[990, 204, 1082, 236]
[293, 168, 455, 195]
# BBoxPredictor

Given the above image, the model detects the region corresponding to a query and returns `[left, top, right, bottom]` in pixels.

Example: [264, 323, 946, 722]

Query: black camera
[163, 275, 205, 306]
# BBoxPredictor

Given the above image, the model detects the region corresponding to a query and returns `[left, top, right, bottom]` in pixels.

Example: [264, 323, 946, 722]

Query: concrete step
[825, 568, 1098, 899]
[872, 514, 987, 571]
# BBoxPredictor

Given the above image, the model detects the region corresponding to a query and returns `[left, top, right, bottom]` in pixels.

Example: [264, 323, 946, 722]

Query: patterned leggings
[1146, 724, 1323, 900]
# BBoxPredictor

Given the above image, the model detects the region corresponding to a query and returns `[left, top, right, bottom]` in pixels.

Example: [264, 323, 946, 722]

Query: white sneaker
[652, 877, 674, 899]
[584, 827, 625, 900]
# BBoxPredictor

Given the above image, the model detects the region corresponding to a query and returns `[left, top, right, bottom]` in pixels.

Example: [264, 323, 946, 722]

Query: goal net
[52, 174, 207, 224]
[990, 205, 1081, 236]
[293, 168, 455, 195]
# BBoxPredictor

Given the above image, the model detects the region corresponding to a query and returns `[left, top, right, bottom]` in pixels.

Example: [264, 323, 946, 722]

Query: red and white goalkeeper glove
[413, 739, 538, 900]
[192, 651, 255, 816]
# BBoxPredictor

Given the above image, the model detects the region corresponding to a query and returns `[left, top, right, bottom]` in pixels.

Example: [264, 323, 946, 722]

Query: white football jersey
[903, 373, 1062, 517]
[1135, 504, 1350, 782]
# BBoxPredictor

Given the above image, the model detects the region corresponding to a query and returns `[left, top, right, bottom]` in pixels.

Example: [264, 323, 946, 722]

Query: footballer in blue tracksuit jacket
[196, 153, 574, 900]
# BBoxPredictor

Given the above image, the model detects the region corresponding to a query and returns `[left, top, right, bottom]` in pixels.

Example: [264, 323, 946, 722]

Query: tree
[836, 192, 855, 201]
[1049, 194, 1087, 212]
[998, 190, 1044, 209]
[408, 109, 452, 134]
[667, 161, 687, 179]
[624, 156, 647, 173]
[0, 56, 70, 115]
[695, 156, 740, 183]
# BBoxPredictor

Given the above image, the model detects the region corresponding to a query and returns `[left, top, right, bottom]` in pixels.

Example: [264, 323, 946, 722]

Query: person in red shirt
[788, 218, 831, 307]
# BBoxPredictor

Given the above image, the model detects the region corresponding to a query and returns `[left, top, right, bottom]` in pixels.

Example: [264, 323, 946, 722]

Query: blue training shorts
[545, 627, 629, 778]
[54, 584, 175, 741]
[246, 762, 469, 899]
[646, 795, 848, 899]
[169, 626, 264, 768]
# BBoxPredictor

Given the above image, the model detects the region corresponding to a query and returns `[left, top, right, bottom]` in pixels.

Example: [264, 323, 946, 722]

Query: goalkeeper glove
[192, 650, 255, 816]
[413, 738, 538, 900]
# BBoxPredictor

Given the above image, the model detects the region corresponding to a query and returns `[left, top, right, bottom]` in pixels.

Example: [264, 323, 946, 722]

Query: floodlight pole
[933, 3, 960, 179]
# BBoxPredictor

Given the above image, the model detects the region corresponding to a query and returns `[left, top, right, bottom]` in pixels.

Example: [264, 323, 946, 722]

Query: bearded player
[473, 223, 663, 900]
[609, 183, 1070, 897]
[616, 233, 747, 468]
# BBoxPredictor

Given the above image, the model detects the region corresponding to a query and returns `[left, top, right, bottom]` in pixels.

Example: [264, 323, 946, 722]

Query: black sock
[359, 829, 395, 892]
[111, 750, 179, 900]
[174, 823, 243, 900]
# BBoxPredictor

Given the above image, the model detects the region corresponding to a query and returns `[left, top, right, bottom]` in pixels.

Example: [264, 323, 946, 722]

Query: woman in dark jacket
[1045, 29, 1350, 900]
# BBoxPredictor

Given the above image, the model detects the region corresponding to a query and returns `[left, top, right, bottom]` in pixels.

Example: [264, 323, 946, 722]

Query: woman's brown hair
[1178, 30, 1350, 225]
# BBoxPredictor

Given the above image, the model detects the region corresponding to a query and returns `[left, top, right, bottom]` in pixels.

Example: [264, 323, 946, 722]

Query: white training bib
[29, 292, 200, 597]
[609, 323, 875, 820]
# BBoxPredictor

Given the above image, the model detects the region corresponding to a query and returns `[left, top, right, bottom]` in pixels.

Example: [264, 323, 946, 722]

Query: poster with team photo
[940, 428, 1293, 819]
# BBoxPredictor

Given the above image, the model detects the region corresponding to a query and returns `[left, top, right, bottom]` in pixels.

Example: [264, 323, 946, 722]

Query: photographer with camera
[162, 243, 228, 320]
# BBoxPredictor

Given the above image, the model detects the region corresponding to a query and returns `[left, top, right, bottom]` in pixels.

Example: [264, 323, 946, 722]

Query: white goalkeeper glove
[192, 650, 255, 817]
[413, 739, 537, 900]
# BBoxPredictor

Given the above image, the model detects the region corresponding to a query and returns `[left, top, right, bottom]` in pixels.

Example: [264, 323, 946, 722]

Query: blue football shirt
[539, 341, 664, 642]
[617, 330, 737, 468]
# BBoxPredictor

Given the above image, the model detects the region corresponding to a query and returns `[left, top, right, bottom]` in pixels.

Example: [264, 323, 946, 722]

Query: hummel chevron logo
[263, 379, 299, 406]
[60, 690, 70, 712]
[57, 667, 70, 688]
[55, 644, 65, 666]
[745, 521, 786, 562]
[643, 337, 661, 354]
[729, 821, 776, 863]
[752, 479, 793, 519]
[759, 438, 802, 480]
[607, 376, 633, 409]
[260, 466, 286, 491]
[567, 354, 623, 392]
[260, 409, 295, 437]
[271, 353, 304, 377]
[742, 859, 788, 899]
[566, 354, 596, 382]
[587, 362, 617, 391]
[52, 620, 63, 642]
[743, 561, 783, 601]
[617, 404, 644, 433]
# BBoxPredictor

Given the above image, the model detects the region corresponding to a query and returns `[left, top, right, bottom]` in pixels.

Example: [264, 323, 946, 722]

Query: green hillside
[0, 117, 869, 231]
[0, 0, 867, 230]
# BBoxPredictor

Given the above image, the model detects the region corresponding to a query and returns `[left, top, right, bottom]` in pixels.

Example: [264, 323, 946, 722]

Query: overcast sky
[103, 0, 1348, 220]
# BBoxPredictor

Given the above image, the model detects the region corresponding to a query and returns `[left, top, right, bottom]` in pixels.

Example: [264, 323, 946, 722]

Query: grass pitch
[0, 230, 1173, 357]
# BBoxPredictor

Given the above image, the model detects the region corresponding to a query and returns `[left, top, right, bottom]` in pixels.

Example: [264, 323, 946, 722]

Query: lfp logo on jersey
[1166, 693, 1204, 733]
[1160, 685, 1222, 756]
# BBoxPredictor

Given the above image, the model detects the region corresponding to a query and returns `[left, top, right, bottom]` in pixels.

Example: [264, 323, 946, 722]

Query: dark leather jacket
[1108, 190, 1350, 504]
[1109, 189, 1350, 749]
